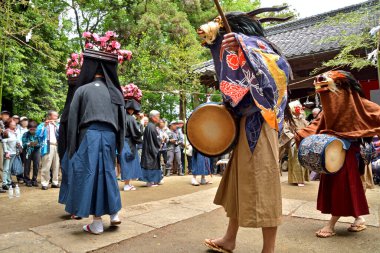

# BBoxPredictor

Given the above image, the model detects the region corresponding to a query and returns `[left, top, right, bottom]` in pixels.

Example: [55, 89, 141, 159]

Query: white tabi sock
[83, 219, 103, 234]
[110, 213, 120, 222]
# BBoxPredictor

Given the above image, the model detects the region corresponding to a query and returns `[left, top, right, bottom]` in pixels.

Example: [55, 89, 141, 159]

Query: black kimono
[66, 79, 125, 158]
[140, 121, 162, 183]
[64, 79, 125, 217]
[120, 113, 143, 180]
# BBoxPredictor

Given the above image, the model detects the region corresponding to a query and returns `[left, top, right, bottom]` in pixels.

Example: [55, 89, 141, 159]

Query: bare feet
[207, 237, 236, 252]
[316, 225, 336, 238]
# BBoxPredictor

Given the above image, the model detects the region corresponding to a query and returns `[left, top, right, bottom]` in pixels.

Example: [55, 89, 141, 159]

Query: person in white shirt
[2, 120, 21, 190]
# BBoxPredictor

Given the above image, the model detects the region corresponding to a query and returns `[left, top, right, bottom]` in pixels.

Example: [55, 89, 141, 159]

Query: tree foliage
[0, 0, 71, 120]
[315, 2, 379, 71]
[0, 0, 299, 121]
[102, 0, 206, 119]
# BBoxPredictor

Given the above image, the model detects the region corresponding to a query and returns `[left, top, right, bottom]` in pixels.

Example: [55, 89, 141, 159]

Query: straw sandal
[348, 223, 367, 232]
[316, 229, 336, 238]
[204, 239, 233, 253]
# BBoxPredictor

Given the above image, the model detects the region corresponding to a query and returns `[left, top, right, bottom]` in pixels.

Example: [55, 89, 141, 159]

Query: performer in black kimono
[64, 49, 125, 235]
[58, 53, 81, 219]
[58, 76, 79, 219]
[120, 85, 143, 191]
[140, 110, 162, 187]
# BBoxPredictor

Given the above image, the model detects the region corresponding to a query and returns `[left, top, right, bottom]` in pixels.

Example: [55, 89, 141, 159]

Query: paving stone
[126, 188, 218, 216]
[291, 201, 379, 227]
[128, 205, 204, 228]
[172, 188, 219, 212]
[0, 231, 65, 253]
[30, 218, 154, 253]
[282, 198, 308, 215]
[125, 201, 170, 217]
[280, 174, 288, 183]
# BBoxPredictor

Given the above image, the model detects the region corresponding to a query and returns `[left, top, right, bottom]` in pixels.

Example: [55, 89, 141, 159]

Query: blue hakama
[192, 153, 211, 176]
[120, 138, 142, 180]
[141, 168, 162, 183]
[58, 152, 70, 204]
[64, 123, 121, 218]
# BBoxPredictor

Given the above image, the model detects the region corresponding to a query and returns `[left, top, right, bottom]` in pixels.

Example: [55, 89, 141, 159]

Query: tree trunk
[179, 91, 186, 120]
[192, 93, 200, 109]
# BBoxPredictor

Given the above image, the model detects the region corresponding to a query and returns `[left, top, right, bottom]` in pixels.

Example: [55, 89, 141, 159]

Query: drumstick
[213, 0, 232, 33]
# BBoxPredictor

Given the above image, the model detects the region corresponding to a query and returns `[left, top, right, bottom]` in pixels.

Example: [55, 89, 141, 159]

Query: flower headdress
[65, 52, 83, 78]
[82, 31, 132, 64]
[122, 83, 142, 102]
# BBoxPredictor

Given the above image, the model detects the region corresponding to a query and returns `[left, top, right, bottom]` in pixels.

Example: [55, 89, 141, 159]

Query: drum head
[187, 104, 237, 157]
[325, 140, 346, 173]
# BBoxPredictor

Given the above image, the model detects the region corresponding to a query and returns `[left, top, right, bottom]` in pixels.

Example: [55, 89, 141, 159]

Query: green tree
[314, 2, 379, 72]
[103, 0, 206, 119]
[65, 0, 128, 51]
[0, 0, 72, 120]
[175, 0, 260, 29]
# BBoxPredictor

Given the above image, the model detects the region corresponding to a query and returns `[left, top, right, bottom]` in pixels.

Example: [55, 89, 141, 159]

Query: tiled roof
[194, 0, 379, 75]
[193, 60, 214, 75]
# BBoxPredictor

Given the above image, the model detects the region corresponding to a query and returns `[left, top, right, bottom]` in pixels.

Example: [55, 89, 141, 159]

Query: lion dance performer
[296, 70, 380, 238]
[197, 7, 292, 253]
[287, 101, 309, 187]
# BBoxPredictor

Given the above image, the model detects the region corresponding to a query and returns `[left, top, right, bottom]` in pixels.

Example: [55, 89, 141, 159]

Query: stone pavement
[95, 208, 380, 253]
[1, 179, 379, 253]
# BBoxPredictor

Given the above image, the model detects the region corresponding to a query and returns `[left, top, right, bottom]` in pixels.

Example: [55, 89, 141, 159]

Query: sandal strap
[316, 230, 335, 238]
[86, 225, 92, 233]
[204, 239, 232, 253]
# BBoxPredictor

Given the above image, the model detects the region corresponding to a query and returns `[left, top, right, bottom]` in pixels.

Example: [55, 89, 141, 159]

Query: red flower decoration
[226, 54, 239, 70]
[122, 83, 142, 101]
[66, 52, 82, 78]
[82, 31, 132, 64]
[220, 80, 249, 105]
[82, 31, 92, 38]
[238, 48, 246, 67]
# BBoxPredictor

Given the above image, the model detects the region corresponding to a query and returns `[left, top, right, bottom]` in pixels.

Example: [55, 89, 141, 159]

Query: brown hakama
[287, 145, 310, 184]
[214, 117, 282, 228]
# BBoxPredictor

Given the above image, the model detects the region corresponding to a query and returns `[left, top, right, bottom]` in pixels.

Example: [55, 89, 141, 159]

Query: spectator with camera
[165, 121, 183, 176]
[36, 110, 60, 190]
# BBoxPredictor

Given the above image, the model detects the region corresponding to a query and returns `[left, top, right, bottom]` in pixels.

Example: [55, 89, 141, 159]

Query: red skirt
[317, 144, 369, 217]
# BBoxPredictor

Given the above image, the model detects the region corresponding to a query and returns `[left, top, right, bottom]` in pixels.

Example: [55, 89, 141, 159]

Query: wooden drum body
[298, 134, 350, 174]
[187, 103, 237, 157]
